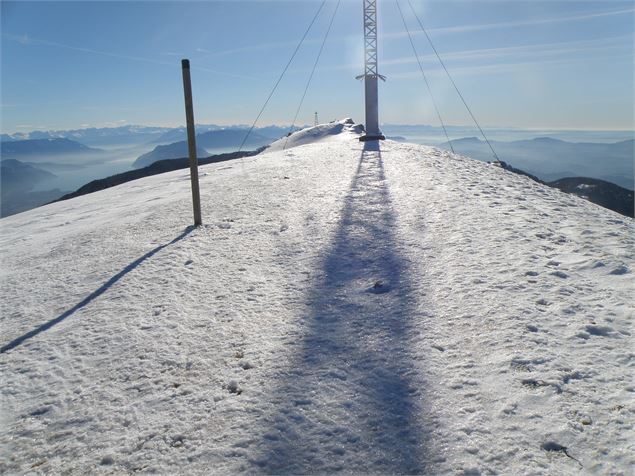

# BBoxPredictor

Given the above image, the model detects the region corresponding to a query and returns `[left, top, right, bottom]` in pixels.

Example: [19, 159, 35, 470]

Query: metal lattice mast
[363, 0, 379, 77]
[358, 0, 385, 141]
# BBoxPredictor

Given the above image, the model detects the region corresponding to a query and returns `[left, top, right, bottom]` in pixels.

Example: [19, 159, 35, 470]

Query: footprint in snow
[584, 324, 614, 337]
[609, 265, 629, 275]
[542, 442, 583, 467]
[153, 305, 165, 316]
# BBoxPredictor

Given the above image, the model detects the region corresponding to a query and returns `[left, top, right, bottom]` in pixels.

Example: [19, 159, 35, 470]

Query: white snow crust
[1, 123, 634, 475]
[266, 118, 364, 152]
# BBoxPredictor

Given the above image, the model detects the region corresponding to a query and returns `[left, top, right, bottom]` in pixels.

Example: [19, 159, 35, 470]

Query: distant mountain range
[2, 125, 632, 218]
[1, 124, 294, 148]
[1, 159, 64, 217]
[1, 126, 170, 147]
[133, 130, 274, 168]
[133, 141, 208, 169]
[55, 148, 264, 203]
[440, 137, 634, 190]
[1, 159, 56, 194]
[148, 125, 222, 145]
[496, 160, 633, 218]
[0, 138, 101, 158]
[148, 125, 291, 145]
[197, 129, 273, 150]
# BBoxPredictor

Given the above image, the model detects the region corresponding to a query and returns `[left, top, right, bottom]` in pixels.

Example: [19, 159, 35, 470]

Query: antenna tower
[358, 0, 385, 141]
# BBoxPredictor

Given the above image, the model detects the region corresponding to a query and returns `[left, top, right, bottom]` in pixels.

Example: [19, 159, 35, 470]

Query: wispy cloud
[388, 7, 635, 39]
[381, 34, 633, 68]
[178, 7, 634, 66]
[388, 52, 633, 80]
[2, 33, 258, 80]
[291, 33, 632, 77]
[194, 37, 326, 62]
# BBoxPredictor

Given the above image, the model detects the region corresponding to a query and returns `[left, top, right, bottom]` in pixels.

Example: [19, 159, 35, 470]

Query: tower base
[359, 134, 385, 142]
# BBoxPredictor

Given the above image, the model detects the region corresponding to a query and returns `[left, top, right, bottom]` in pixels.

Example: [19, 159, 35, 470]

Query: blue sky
[1, 0, 633, 132]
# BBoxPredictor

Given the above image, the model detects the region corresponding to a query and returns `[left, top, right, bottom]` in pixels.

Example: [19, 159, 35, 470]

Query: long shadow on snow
[1, 227, 194, 354]
[255, 141, 428, 473]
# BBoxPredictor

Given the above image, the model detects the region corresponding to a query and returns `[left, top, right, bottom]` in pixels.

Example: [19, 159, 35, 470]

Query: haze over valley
[2, 122, 632, 217]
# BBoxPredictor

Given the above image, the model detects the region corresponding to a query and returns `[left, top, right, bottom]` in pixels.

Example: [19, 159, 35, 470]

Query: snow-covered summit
[1, 130, 633, 474]
[267, 117, 364, 151]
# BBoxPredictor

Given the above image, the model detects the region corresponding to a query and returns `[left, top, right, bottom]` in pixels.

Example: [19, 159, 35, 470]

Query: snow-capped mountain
[132, 141, 208, 169]
[1, 125, 172, 147]
[0, 120, 632, 474]
[0, 138, 101, 158]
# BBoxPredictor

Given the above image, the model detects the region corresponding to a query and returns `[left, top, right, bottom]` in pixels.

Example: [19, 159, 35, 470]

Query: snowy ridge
[1, 130, 633, 474]
[266, 117, 364, 152]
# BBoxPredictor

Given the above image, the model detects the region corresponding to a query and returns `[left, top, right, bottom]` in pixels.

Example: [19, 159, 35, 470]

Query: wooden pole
[181, 59, 202, 226]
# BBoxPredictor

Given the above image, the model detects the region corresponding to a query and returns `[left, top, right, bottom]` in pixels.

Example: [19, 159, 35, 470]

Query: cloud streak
[381, 34, 633, 68]
[285, 33, 632, 78]
[387, 52, 633, 80]
[2, 33, 258, 81]
[179, 7, 634, 61]
[387, 6, 635, 39]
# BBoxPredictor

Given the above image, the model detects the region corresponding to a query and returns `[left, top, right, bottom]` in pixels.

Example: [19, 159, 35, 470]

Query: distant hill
[133, 141, 208, 169]
[440, 137, 634, 190]
[547, 177, 634, 218]
[1, 159, 56, 195]
[23, 161, 85, 173]
[251, 125, 293, 140]
[1, 159, 63, 217]
[196, 129, 272, 150]
[55, 148, 264, 203]
[2, 125, 172, 147]
[2, 124, 294, 149]
[148, 125, 291, 145]
[0, 138, 101, 158]
[135, 130, 274, 169]
[495, 160, 634, 218]
[148, 125, 223, 144]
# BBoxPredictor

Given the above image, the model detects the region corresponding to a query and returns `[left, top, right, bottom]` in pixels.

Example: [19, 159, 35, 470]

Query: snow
[266, 117, 364, 152]
[1, 121, 633, 474]
[576, 183, 595, 190]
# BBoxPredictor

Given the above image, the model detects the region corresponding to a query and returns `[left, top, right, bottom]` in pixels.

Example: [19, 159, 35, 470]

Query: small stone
[227, 380, 241, 394]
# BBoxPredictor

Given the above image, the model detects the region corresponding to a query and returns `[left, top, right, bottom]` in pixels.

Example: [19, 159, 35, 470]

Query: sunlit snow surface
[1, 121, 633, 474]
